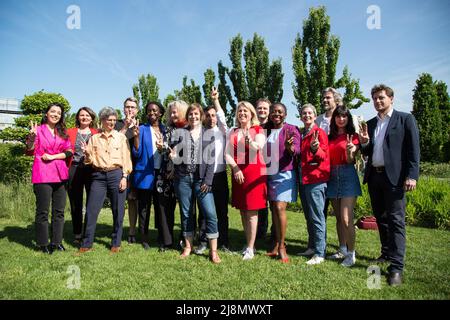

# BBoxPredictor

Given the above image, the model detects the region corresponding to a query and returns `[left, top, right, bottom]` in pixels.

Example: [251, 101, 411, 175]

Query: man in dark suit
[360, 84, 420, 286]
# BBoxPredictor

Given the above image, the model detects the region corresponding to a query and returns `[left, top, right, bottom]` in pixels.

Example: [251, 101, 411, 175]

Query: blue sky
[1, 0, 449, 125]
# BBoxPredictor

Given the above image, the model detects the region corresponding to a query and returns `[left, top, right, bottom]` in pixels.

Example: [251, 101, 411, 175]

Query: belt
[94, 166, 121, 172]
[372, 166, 385, 173]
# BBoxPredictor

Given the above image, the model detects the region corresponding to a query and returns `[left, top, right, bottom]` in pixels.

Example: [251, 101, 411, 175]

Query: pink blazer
[30, 125, 71, 184]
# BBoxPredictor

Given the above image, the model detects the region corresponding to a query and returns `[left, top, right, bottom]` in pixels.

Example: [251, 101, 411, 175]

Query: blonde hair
[165, 100, 189, 126]
[235, 101, 260, 127]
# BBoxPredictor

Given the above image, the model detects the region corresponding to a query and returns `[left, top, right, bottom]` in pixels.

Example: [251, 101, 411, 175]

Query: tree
[202, 68, 216, 107]
[0, 90, 71, 143]
[174, 76, 203, 105]
[435, 81, 450, 161]
[292, 6, 368, 115]
[218, 33, 284, 125]
[218, 61, 235, 127]
[412, 73, 444, 162]
[132, 73, 160, 122]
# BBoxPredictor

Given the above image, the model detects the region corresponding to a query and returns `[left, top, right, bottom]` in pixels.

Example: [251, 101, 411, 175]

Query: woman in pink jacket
[25, 103, 73, 254]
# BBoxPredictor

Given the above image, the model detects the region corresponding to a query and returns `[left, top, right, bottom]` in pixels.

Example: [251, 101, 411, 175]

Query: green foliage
[20, 90, 71, 115]
[202, 68, 216, 107]
[435, 81, 450, 161]
[173, 76, 203, 105]
[355, 176, 450, 230]
[220, 33, 284, 125]
[132, 74, 160, 123]
[412, 73, 445, 162]
[420, 162, 450, 179]
[0, 127, 29, 143]
[0, 91, 71, 143]
[292, 6, 367, 114]
[0, 143, 33, 183]
[218, 61, 236, 127]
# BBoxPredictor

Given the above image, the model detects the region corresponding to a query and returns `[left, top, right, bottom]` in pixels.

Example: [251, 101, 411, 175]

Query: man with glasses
[115, 97, 139, 244]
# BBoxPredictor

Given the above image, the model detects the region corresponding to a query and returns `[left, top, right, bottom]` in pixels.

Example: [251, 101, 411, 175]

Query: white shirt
[150, 126, 162, 170]
[372, 108, 394, 167]
[212, 109, 228, 173]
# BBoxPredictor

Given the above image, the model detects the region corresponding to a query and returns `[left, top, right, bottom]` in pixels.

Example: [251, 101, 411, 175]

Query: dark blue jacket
[361, 110, 420, 187]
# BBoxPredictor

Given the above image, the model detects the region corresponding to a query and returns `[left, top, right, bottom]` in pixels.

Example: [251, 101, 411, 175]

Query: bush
[355, 176, 450, 230]
[0, 143, 33, 183]
[419, 162, 450, 179]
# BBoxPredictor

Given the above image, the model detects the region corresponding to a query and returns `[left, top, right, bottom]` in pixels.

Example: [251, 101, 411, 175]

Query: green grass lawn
[0, 206, 449, 300]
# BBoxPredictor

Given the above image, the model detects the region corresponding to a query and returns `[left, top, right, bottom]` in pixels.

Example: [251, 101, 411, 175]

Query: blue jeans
[299, 182, 327, 257]
[174, 174, 218, 239]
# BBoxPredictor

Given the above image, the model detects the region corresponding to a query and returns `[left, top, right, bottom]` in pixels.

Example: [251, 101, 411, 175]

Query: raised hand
[155, 132, 164, 151]
[310, 130, 320, 152]
[29, 120, 38, 137]
[284, 129, 294, 153]
[80, 140, 87, 154]
[346, 134, 356, 154]
[359, 122, 369, 144]
[132, 119, 140, 137]
[211, 86, 219, 101]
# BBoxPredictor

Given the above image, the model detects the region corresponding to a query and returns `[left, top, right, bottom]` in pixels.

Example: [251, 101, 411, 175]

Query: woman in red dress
[225, 101, 267, 260]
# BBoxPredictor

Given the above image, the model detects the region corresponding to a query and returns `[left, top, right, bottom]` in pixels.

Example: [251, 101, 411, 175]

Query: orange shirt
[84, 130, 132, 175]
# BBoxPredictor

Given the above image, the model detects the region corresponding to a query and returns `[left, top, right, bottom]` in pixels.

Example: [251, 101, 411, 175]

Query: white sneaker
[297, 248, 315, 256]
[242, 248, 255, 260]
[328, 251, 346, 260]
[306, 255, 324, 265]
[341, 254, 356, 267]
[241, 246, 255, 255]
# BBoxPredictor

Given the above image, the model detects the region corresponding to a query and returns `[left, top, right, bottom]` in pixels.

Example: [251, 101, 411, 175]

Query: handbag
[356, 216, 378, 230]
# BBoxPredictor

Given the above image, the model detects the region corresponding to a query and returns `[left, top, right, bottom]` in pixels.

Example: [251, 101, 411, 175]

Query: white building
[0, 98, 21, 130]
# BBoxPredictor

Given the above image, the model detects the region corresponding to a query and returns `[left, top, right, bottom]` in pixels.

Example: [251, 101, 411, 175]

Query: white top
[150, 126, 162, 170]
[212, 109, 228, 173]
[372, 108, 394, 167]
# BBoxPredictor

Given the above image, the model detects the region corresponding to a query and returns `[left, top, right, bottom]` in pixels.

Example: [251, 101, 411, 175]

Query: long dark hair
[329, 105, 355, 140]
[41, 103, 68, 139]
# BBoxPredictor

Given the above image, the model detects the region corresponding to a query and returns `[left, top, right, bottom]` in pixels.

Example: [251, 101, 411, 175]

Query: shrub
[0, 143, 33, 183]
[355, 176, 450, 230]
[419, 162, 450, 179]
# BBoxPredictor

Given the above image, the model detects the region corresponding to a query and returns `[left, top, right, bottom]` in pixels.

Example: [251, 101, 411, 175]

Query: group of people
[26, 84, 419, 286]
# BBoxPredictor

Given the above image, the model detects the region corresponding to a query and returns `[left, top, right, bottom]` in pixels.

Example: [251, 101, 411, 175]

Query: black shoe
[142, 242, 150, 250]
[388, 272, 403, 286]
[40, 246, 53, 254]
[158, 246, 166, 253]
[374, 254, 388, 263]
[51, 244, 66, 252]
[128, 235, 136, 244]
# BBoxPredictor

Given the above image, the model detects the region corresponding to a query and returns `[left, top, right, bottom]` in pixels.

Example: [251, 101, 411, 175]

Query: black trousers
[197, 171, 229, 247]
[33, 182, 67, 246]
[368, 170, 406, 273]
[67, 164, 93, 236]
[82, 169, 126, 248]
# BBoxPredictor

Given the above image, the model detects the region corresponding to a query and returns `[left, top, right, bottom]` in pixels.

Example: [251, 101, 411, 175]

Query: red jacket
[299, 125, 330, 185]
[67, 127, 98, 167]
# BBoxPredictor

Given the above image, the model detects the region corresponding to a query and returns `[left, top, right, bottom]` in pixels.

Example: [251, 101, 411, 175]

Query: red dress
[230, 126, 267, 211]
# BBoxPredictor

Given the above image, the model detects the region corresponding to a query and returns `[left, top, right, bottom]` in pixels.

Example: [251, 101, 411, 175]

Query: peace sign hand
[359, 122, 369, 144]
[310, 130, 320, 152]
[29, 120, 38, 137]
[132, 119, 140, 137]
[211, 86, 219, 101]
[346, 134, 356, 154]
[284, 130, 294, 152]
[80, 140, 87, 154]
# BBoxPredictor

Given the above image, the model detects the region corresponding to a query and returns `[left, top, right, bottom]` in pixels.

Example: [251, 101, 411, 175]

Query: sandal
[209, 250, 221, 264]
[179, 247, 191, 259]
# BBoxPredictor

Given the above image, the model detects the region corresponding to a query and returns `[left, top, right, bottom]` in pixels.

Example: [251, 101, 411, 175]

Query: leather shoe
[51, 244, 66, 252]
[127, 235, 136, 244]
[78, 247, 93, 253]
[374, 254, 388, 263]
[388, 272, 402, 286]
[40, 246, 53, 254]
[142, 242, 150, 250]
